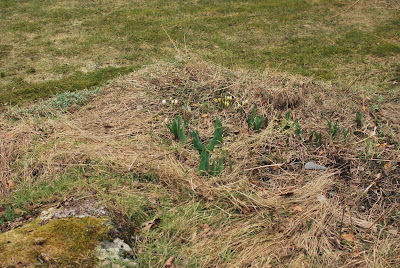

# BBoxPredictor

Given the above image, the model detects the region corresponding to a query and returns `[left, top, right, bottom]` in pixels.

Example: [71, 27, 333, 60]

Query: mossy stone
[0, 216, 111, 267]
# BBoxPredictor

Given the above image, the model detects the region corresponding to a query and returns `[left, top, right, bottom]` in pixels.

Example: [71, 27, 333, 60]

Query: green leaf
[285, 111, 291, 121]
[191, 131, 205, 154]
[208, 117, 223, 152]
[216, 158, 224, 175]
[294, 120, 301, 136]
[313, 131, 322, 145]
[166, 115, 186, 142]
[254, 116, 262, 130]
[210, 159, 216, 176]
[199, 150, 209, 175]
[356, 112, 362, 128]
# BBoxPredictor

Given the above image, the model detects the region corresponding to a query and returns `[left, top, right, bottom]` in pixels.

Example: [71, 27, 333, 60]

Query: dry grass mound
[1, 58, 399, 267]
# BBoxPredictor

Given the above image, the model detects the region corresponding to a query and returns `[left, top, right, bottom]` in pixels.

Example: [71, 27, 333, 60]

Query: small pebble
[305, 162, 326, 170]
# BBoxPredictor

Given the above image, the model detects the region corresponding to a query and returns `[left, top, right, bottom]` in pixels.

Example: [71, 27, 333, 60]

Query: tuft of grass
[1, 167, 154, 226]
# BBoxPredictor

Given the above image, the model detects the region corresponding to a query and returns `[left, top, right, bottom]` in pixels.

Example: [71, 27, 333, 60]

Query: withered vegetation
[1, 58, 399, 267]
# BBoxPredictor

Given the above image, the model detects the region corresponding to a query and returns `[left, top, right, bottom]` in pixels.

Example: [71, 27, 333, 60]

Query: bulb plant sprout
[190, 117, 224, 176]
[166, 115, 186, 143]
[247, 104, 268, 131]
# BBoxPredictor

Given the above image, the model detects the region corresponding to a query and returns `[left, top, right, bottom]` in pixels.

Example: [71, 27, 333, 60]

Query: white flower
[162, 99, 167, 105]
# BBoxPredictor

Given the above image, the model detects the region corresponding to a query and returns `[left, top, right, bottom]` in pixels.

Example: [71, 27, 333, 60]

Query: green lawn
[0, 0, 399, 104]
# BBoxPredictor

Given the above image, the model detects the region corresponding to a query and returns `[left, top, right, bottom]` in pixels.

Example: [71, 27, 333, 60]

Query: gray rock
[95, 237, 135, 267]
[305, 162, 327, 170]
[113, 238, 132, 253]
[40, 201, 108, 222]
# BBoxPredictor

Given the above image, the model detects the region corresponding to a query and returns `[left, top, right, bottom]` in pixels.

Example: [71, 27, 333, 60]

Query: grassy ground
[1, 0, 399, 104]
[1, 59, 399, 266]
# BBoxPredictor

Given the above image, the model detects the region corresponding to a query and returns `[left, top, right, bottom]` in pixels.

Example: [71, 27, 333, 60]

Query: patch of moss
[0, 216, 110, 267]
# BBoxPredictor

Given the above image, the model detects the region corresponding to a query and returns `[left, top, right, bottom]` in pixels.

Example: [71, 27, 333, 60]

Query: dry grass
[1, 58, 399, 266]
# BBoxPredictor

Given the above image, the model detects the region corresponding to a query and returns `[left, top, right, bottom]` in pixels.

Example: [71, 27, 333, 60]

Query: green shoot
[247, 105, 268, 131]
[313, 131, 322, 146]
[166, 115, 186, 143]
[356, 112, 362, 128]
[208, 117, 223, 152]
[199, 150, 210, 174]
[199, 152, 224, 176]
[294, 120, 301, 136]
[191, 117, 225, 176]
[342, 129, 349, 142]
[190, 130, 206, 154]
[283, 111, 292, 130]
[328, 120, 338, 138]
[285, 111, 291, 121]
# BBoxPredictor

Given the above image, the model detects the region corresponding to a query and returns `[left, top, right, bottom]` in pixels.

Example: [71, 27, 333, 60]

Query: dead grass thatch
[1, 57, 399, 267]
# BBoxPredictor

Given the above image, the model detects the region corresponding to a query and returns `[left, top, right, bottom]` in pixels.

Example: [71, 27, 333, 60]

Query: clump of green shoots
[327, 119, 350, 142]
[328, 120, 338, 137]
[311, 131, 322, 146]
[199, 150, 224, 176]
[191, 117, 224, 176]
[342, 129, 349, 142]
[247, 105, 268, 131]
[166, 115, 186, 143]
[282, 111, 301, 136]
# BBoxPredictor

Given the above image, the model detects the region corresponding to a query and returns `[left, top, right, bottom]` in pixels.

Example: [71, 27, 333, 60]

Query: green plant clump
[327, 120, 350, 142]
[190, 117, 224, 176]
[166, 115, 186, 143]
[247, 105, 268, 131]
[328, 120, 338, 138]
[51, 88, 100, 109]
[311, 131, 322, 146]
